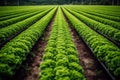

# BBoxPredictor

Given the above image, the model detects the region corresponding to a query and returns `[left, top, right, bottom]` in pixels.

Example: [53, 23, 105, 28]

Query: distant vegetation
[0, 0, 120, 6]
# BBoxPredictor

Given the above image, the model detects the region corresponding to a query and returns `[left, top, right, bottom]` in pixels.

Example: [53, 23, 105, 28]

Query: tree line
[0, 0, 120, 6]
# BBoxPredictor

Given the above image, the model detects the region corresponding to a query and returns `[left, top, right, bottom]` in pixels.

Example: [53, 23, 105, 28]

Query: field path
[12, 7, 114, 80]
[63, 10, 110, 80]
[13, 11, 56, 80]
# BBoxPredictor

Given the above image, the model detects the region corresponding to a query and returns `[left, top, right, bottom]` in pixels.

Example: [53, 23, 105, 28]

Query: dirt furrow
[69, 26, 108, 80]
[13, 12, 56, 80]
[62, 10, 109, 80]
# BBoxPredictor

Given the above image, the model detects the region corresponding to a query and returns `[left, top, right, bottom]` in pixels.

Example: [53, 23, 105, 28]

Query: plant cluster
[67, 7, 120, 30]
[65, 8, 120, 42]
[62, 7, 120, 77]
[0, 7, 53, 44]
[0, 7, 56, 78]
[66, 6, 120, 22]
[0, 7, 50, 28]
[40, 8, 86, 80]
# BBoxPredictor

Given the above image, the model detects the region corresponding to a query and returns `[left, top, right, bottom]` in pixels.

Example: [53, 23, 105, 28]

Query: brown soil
[13, 11, 56, 80]
[69, 26, 108, 80]
[62, 10, 109, 80]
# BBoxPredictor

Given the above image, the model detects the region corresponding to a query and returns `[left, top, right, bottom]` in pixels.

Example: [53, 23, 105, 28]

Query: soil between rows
[13, 12, 56, 80]
[12, 9, 110, 80]
[69, 25, 108, 80]
[62, 10, 109, 80]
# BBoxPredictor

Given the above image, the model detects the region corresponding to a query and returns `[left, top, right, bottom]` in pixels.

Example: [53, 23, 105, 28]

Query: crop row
[62, 7, 120, 77]
[0, 8, 53, 44]
[64, 7, 120, 42]
[0, 7, 57, 78]
[0, 6, 42, 17]
[67, 6, 120, 20]
[80, 9, 120, 22]
[92, 6, 119, 12]
[0, 8, 46, 21]
[0, 7, 52, 28]
[40, 8, 86, 80]
[93, 9, 120, 17]
[67, 7, 120, 30]
[75, 6, 120, 17]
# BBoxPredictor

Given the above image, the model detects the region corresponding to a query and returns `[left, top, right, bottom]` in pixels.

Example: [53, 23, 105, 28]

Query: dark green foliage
[114, 68, 120, 76]
[0, 7, 57, 78]
[0, 10, 40, 28]
[40, 8, 85, 80]
[68, 7, 120, 30]
[65, 7, 120, 42]
[0, 7, 53, 44]
[62, 7, 120, 77]
[0, 0, 119, 5]
[0, 64, 13, 77]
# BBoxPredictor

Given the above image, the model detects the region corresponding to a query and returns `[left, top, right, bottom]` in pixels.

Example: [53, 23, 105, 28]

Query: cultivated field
[0, 5, 120, 80]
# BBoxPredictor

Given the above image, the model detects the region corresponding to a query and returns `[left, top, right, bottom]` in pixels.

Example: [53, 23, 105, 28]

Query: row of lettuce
[40, 8, 86, 80]
[66, 7, 120, 30]
[66, 6, 120, 19]
[0, 5, 119, 79]
[0, 8, 44, 21]
[0, 6, 36, 17]
[64, 7, 120, 43]
[0, 7, 57, 78]
[0, 7, 54, 28]
[62, 7, 120, 77]
[0, 6, 52, 18]
[0, 8, 53, 45]
[78, 8, 120, 22]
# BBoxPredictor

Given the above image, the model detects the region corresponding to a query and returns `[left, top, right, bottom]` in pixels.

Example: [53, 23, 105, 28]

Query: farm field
[0, 5, 120, 80]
